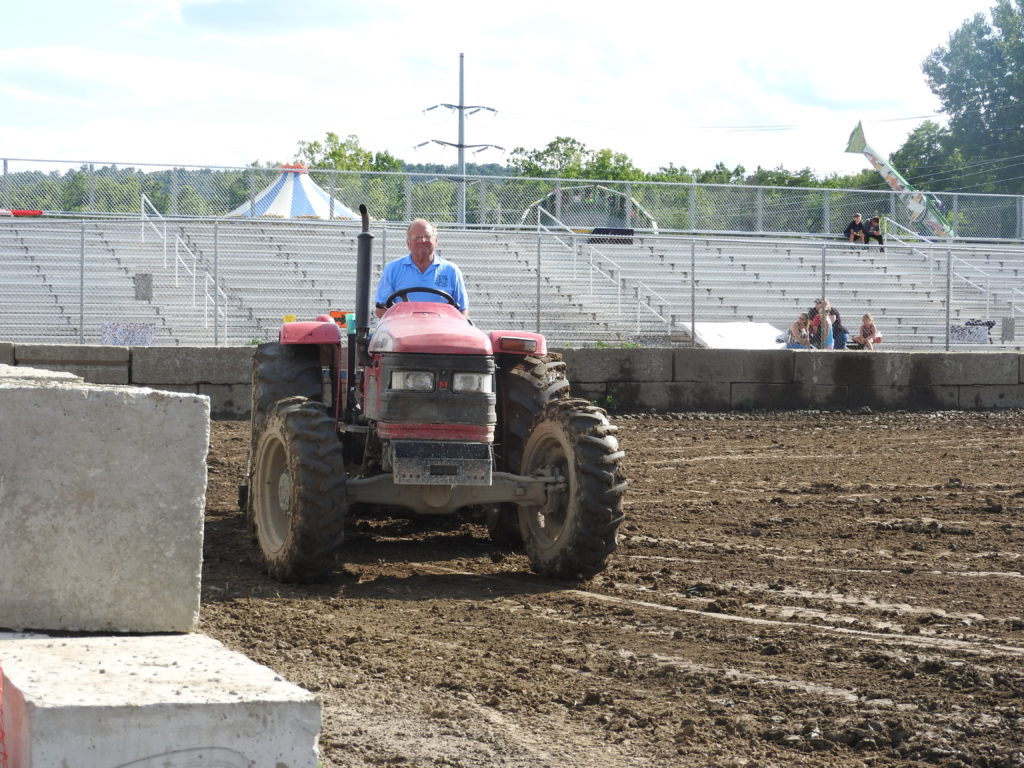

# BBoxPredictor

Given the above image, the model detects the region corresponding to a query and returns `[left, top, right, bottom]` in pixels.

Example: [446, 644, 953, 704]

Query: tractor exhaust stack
[355, 204, 373, 364]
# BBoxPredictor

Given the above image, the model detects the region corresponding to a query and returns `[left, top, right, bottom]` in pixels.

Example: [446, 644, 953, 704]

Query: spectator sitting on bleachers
[809, 298, 842, 349]
[843, 213, 865, 244]
[786, 312, 812, 349]
[852, 313, 881, 350]
[865, 216, 884, 251]
[830, 307, 850, 349]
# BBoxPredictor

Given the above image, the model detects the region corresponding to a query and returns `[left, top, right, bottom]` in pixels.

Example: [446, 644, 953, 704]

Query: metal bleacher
[1, 216, 1022, 350]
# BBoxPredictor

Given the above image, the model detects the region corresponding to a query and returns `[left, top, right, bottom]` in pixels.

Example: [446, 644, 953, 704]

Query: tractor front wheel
[519, 400, 626, 579]
[250, 398, 347, 583]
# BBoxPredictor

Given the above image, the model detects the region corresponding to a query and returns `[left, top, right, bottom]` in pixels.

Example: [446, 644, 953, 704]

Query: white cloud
[0, 0, 998, 178]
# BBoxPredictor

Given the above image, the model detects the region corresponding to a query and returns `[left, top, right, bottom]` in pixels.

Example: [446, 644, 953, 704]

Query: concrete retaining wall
[4, 343, 1023, 417]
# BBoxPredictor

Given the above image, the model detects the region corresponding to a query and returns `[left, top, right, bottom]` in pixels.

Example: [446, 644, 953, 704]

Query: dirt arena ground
[200, 409, 1024, 768]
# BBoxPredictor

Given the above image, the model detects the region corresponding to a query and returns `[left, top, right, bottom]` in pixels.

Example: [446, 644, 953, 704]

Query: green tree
[295, 132, 403, 172]
[922, 0, 1024, 192]
[888, 120, 967, 190]
[693, 162, 746, 185]
[508, 136, 589, 177]
[744, 165, 815, 187]
[584, 148, 645, 181]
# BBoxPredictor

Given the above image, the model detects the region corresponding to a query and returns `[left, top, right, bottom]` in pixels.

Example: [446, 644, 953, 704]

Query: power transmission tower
[416, 52, 502, 225]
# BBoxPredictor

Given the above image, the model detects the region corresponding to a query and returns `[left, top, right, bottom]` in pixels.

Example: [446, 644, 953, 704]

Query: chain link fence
[4, 157, 1024, 240]
[1, 215, 1021, 350]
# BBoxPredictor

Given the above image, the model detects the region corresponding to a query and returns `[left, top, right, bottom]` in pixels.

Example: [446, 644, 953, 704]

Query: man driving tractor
[374, 218, 469, 319]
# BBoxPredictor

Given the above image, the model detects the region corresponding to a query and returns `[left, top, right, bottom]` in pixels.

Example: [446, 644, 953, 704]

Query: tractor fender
[279, 318, 341, 345]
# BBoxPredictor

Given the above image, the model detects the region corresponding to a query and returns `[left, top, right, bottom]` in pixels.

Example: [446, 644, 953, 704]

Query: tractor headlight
[390, 370, 435, 391]
[452, 372, 493, 393]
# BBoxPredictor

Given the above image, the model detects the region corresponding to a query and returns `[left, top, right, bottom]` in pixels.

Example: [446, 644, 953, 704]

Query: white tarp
[675, 321, 786, 350]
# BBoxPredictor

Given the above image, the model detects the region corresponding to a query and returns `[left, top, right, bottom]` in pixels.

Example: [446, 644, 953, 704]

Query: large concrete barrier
[0, 366, 209, 633]
[3, 343, 1023, 416]
[561, 347, 1024, 412]
[0, 364, 324, 764]
[0, 633, 321, 767]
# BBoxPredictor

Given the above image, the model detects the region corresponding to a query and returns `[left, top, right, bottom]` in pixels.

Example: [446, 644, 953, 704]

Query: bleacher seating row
[1, 218, 1022, 349]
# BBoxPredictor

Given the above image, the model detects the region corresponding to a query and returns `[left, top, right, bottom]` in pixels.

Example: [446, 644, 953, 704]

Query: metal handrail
[139, 197, 229, 338]
[533, 209, 671, 331]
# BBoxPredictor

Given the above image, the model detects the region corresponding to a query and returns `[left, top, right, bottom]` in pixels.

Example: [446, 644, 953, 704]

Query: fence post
[689, 183, 697, 230]
[690, 240, 696, 348]
[822, 190, 830, 235]
[945, 247, 952, 351]
[171, 167, 180, 217]
[755, 186, 764, 233]
[820, 243, 827, 302]
[214, 220, 220, 346]
[79, 221, 86, 345]
[1, 158, 8, 209]
[535, 211, 542, 334]
[87, 163, 96, 213]
[328, 171, 335, 220]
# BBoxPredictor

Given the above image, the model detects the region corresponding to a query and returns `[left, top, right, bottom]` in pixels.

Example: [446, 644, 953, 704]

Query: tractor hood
[370, 303, 492, 355]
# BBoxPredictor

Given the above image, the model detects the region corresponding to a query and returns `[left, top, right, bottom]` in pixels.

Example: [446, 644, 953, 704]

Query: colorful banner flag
[845, 122, 955, 238]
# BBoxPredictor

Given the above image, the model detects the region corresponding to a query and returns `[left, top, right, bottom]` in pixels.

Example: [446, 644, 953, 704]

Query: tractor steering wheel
[383, 287, 458, 308]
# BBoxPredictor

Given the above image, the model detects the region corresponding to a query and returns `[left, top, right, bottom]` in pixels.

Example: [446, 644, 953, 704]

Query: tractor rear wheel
[250, 397, 347, 583]
[241, 342, 320, 517]
[519, 400, 626, 579]
[487, 353, 571, 547]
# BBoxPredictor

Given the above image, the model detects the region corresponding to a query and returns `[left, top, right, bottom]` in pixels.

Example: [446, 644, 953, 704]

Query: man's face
[407, 223, 437, 262]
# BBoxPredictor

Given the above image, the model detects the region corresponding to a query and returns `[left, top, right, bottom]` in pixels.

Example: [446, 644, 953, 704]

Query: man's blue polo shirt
[374, 253, 469, 312]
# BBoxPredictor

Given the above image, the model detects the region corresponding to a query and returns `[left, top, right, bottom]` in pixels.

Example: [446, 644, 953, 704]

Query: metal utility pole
[416, 53, 503, 225]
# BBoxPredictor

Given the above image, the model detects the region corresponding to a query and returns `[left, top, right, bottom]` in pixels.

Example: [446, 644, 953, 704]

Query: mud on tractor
[239, 206, 627, 583]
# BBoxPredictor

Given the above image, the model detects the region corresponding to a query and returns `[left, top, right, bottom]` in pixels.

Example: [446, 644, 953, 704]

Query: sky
[0, 0, 1000, 179]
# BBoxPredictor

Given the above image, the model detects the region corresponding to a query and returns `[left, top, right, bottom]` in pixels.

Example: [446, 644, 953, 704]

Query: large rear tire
[250, 398, 347, 583]
[519, 400, 626, 579]
[487, 354, 571, 547]
[241, 342, 320, 518]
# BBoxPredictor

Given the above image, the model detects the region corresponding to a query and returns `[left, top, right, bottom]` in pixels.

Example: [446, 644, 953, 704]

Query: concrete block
[0, 633, 321, 767]
[607, 381, 731, 412]
[797, 350, 920, 388]
[847, 385, 959, 411]
[911, 351, 1020, 386]
[0, 342, 12, 365]
[0, 383, 209, 632]
[958, 384, 1024, 409]
[13, 343, 130, 385]
[730, 382, 805, 411]
[567, 381, 608, 405]
[133, 346, 255, 385]
[0, 364, 81, 384]
[557, 348, 673, 383]
[674, 348, 794, 384]
[198, 383, 252, 419]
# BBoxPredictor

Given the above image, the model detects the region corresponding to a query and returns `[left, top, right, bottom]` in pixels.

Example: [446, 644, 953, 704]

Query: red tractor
[240, 206, 626, 583]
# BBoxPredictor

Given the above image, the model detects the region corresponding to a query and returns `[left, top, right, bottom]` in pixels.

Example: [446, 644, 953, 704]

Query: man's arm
[373, 261, 397, 318]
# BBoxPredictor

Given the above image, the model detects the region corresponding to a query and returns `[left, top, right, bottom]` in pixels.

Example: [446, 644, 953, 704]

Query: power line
[415, 53, 503, 224]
